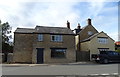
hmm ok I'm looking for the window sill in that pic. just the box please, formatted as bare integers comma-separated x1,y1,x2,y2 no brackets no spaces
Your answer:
99,43,108,44
51,57,66,59
38,41,43,42
50,41,63,43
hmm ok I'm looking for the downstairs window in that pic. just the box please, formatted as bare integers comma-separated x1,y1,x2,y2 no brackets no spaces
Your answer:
51,48,66,58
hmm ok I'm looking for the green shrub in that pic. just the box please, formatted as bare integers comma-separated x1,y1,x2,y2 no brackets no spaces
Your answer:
116,49,120,53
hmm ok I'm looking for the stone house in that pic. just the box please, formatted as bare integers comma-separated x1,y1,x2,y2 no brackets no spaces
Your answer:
80,31,115,58
13,22,76,64
75,19,99,51
75,18,115,60
13,18,115,63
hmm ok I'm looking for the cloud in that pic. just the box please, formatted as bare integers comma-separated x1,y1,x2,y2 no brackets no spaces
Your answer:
0,1,80,42
108,32,118,41
30,2,80,28
87,2,118,42
0,0,118,41
88,1,105,17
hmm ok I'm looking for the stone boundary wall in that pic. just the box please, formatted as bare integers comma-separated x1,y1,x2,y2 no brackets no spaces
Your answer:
7,53,13,63
0,53,5,63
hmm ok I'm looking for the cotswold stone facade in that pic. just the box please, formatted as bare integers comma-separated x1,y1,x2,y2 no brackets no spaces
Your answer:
75,19,115,61
13,33,33,63
80,32,115,58
13,25,76,64
75,19,99,51
13,18,115,63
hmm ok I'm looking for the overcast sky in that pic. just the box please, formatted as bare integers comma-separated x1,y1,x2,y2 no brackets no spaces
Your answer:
0,0,119,42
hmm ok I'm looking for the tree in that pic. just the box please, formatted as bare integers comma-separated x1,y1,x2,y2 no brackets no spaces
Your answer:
116,49,120,53
0,20,13,53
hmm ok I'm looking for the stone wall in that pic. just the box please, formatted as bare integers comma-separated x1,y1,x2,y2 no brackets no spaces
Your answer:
80,32,115,60
0,53,4,63
7,53,13,63
13,33,76,64
89,32,115,55
13,33,33,63
75,25,98,52
79,25,98,41
32,34,76,63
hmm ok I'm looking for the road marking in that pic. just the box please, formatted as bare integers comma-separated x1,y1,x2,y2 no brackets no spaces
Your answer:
112,73,118,75
90,74,99,75
101,73,110,75
90,73,118,76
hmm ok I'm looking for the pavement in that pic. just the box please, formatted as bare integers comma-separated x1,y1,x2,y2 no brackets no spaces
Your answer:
1,75,120,77
2,61,96,67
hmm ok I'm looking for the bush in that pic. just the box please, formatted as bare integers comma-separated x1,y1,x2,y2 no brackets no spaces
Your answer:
116,49,120,53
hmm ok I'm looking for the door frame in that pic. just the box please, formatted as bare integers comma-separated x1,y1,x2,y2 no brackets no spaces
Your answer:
36,48,44,64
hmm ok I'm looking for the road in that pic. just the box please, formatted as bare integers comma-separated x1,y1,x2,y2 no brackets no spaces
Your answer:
2,63,119,75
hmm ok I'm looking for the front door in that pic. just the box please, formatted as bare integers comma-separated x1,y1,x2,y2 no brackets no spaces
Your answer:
36,48,44,64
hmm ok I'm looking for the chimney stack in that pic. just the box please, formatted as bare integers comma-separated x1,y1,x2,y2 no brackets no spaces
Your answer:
75,23,81,34
77,23,81,29
87,18,92,25
67,20,70,29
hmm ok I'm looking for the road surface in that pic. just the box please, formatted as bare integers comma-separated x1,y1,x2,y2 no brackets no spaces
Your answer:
2,63,119,75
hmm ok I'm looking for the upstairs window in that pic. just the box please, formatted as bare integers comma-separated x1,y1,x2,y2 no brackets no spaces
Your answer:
88,31,93,35
38,34,43,41
51,35,63,42
98,37,108,44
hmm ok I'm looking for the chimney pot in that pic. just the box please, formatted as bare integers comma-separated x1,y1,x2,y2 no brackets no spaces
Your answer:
87,18,92,25
77,23,81,29
67,20,70,29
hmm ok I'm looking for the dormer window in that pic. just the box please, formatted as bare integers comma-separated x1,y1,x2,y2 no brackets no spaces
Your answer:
88,31,93,35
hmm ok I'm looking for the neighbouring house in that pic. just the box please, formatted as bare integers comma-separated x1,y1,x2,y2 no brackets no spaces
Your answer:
115,41,120,52
80,31,115,56
75,18,115,61
75,19,99,51
115,41,120,45
13,22,76,64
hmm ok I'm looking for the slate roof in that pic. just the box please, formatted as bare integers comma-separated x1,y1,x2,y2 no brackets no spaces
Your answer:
15,28,35,33
81,31,114,42
81,32,100,42
15,26,74,35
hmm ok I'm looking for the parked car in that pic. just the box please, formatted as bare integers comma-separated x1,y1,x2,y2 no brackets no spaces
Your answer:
91,51,120,64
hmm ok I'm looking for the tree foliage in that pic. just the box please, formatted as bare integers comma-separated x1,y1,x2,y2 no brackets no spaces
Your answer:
0,20,13,53
116,49,120,53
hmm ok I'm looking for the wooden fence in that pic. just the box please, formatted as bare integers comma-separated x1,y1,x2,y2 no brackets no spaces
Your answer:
76,51,90,61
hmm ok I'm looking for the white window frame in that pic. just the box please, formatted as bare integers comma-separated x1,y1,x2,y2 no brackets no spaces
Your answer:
98,37,108,44
88,31,93,35
51,35,63,42
38,34,43,41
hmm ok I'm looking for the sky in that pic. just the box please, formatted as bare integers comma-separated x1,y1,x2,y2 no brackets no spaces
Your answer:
0,0,119,42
